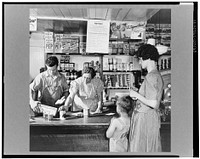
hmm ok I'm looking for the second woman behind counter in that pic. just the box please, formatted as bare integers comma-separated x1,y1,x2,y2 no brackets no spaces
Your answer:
59,67,104,114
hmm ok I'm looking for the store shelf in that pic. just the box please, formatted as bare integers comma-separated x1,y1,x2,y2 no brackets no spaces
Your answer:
47,53,106,56
105,87,129,89
160,69,171,76
109,38,143,42
103,70,134,73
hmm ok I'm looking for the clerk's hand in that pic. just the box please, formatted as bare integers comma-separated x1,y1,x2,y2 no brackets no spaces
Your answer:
30,100,42,113
58,105,68,112
55,96,66,105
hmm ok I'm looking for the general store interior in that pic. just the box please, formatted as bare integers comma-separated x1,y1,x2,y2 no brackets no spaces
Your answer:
29,6,171,152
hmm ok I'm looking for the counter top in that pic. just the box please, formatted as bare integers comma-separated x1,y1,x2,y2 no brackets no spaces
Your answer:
30,113,170,126
30,113,114,126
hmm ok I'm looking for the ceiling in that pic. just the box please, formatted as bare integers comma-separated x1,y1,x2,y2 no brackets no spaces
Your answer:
30,7,171,34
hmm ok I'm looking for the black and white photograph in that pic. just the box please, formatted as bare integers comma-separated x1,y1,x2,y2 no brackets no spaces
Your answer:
2,2,196,157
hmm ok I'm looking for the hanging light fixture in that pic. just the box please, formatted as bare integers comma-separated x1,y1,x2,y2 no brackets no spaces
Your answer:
155,10,168,55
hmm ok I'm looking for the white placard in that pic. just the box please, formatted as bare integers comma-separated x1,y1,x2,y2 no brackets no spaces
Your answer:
86,20,110,53
29,16,37,31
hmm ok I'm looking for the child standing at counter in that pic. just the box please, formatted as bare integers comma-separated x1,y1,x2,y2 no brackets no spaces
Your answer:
106,95,134,152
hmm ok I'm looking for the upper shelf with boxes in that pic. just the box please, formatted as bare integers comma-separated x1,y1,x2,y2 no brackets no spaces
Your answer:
146,23,171,48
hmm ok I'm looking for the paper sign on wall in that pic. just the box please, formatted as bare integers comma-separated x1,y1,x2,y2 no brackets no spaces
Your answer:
86,20,110,53
45,39,53,53
29,17,37,31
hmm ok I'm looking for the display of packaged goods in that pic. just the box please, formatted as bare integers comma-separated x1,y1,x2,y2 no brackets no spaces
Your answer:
62,34,71,39
117,41,124,54
44,38,54,53
54,42,62,53
146,27,155,32
123,42,130,55
62,38,79,53
129,42,135,56
44,32,53,39
108,42,112,54
60,62,65,71
112,41,118,54
146,23,155,28
54,34,63,42
60,55,70,63
64,63,75,71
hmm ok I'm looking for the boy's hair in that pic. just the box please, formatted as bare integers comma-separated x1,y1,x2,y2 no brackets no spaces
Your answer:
82,67,96,79
117,95,135,117
137,44,159,62
45,56,59,67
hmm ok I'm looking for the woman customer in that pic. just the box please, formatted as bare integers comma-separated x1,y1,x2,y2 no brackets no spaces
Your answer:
59,67,104,114
128,44,164,152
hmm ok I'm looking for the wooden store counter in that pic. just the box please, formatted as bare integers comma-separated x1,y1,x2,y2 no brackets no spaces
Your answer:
30,112,170,152
30,113,112,151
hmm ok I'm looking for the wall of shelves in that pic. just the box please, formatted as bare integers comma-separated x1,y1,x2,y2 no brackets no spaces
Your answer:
30,20,171,102
146,23,171,48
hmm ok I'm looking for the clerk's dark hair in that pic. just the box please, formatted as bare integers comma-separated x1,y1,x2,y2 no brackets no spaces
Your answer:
82,67,96,79
117,95,135,117
45,56,59,67
137,44,159,62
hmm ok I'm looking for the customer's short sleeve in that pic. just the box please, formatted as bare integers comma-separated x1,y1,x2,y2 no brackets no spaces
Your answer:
145,74,159,100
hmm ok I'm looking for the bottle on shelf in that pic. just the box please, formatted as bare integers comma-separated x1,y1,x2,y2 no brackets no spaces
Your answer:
129,62,134,71
117,63,122,71
113,58,117,71
107,75,112,88
115,75,120,88
126,63,130,71
110,58,113,71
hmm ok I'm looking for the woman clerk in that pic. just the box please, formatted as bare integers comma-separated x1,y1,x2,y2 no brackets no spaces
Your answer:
59,67,104,114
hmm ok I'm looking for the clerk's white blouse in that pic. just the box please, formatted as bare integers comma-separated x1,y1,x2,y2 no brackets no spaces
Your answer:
70,76,104,111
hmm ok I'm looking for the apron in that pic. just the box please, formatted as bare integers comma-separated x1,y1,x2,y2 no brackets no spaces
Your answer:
39,74,63,107
73,80,98,112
